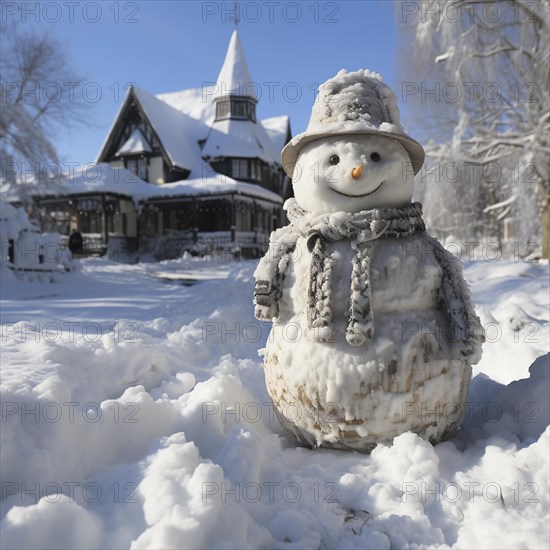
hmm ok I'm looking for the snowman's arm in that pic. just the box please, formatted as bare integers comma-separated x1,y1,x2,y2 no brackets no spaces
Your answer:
427,235,484,364
254,279,279,321
253,225,297,322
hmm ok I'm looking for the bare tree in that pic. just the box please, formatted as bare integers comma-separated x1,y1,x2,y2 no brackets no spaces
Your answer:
398,0,549,258
0,21,88,184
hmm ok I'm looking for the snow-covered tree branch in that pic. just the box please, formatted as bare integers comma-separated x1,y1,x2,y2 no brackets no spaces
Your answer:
398,0,549,258
0,21,88,184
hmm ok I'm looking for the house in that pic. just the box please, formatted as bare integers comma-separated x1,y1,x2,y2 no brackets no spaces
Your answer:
32,30,292,259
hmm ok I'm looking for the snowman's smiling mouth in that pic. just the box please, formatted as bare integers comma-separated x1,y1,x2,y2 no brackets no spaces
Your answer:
329,181,385,198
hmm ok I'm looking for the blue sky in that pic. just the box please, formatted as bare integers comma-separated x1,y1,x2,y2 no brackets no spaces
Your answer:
11,0,406,166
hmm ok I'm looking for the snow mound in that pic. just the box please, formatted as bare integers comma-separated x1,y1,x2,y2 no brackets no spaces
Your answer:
0,200,71,279
0,257,548,548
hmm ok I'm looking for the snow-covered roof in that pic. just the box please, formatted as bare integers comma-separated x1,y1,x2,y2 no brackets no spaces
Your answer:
97,85,288,177
93,30,290,198
145,176,283,204
262,116,290,162
157,87,216,125
27,164,153,200
202,118,280,163
157,89,288,159
134,88,207,173
116,128,152,156
214,30,257,100
28,164,282,205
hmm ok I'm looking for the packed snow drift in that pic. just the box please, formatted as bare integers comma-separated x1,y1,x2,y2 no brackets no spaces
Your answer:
0,254,548,549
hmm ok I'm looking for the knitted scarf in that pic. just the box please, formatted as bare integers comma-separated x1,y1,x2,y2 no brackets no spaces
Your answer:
254,199,426,346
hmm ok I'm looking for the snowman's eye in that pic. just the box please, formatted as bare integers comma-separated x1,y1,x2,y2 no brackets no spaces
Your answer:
329,155,340,165
370,152,381,162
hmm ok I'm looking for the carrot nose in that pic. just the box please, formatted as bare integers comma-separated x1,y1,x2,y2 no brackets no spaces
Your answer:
351,164,363,179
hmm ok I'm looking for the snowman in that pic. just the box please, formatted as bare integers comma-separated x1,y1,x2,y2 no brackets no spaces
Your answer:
254,69,484,452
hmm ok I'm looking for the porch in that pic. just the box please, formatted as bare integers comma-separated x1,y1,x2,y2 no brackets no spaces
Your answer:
31,190,282,261
33,191,139,258
140,192,282,260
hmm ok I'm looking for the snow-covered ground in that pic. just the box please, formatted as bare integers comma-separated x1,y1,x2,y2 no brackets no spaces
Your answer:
1,254,548,549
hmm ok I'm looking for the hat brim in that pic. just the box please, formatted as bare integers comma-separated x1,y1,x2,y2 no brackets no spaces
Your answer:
281,129,425,177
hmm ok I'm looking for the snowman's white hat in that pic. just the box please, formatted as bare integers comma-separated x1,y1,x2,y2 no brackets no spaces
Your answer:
281,69,425,176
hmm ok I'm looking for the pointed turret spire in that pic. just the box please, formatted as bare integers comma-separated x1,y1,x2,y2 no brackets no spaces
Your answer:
214,29,256,100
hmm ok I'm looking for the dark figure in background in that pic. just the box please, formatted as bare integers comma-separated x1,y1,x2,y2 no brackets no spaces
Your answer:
68,229,83,257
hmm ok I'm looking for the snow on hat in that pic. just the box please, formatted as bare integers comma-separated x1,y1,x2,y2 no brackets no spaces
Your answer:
281,69,425,176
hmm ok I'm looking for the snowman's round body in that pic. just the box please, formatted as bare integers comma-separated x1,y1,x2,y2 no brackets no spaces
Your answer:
264,232,471,452
255,131,483,452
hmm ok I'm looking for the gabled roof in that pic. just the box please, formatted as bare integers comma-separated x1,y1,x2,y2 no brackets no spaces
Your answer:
116,128,152,156
214,30,257,100
134,88,207,173
27,163,283,204
96,31,291,180
97,87,208,174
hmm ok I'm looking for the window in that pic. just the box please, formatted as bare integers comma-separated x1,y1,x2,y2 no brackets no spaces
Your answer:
232,159,248,180
233,101,246,118
250,160,265,183
137,158,147,180
236,208,252,232
126,159,137,175
251,160,261,182
249,105,256,123
216,101,230,120
215,98,256,122
125,158,147,180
